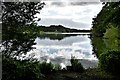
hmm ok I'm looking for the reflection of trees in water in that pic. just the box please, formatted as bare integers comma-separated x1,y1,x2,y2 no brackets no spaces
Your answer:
37,34,89,40
1,32,90,58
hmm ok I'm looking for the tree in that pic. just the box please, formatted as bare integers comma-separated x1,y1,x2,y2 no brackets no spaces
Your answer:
2,2,45,32
1,2,45,57
91,2,120,74
91,2,120,37
1,2,46,79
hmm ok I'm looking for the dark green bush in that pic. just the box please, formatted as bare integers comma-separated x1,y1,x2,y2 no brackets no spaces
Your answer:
70,56,84,72
39,62,54,74
2,57,44,80
99,50,120,74
2,55,62,80
54,64,62,71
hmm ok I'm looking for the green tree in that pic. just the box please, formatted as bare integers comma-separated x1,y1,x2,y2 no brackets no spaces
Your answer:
2,2,45,56
1,2,46,80
2,2,45,33
91,2,120,74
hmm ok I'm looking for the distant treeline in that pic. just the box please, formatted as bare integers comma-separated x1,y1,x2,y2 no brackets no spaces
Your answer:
20,24,91,33
38,25,91,32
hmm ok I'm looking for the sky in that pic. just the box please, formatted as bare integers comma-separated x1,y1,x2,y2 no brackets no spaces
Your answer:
36,0,103,30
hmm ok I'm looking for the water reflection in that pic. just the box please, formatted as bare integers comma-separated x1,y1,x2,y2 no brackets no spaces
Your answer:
28,33,98,69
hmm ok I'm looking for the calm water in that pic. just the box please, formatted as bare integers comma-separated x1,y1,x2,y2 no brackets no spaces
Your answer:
27,33,98,69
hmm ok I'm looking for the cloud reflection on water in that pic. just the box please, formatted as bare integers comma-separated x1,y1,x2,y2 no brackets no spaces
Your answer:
27,35,98,68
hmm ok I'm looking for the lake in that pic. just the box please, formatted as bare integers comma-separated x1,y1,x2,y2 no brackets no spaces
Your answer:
27,33,98,69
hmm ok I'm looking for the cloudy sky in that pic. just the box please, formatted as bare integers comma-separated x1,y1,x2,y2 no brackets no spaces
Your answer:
36,0,103,30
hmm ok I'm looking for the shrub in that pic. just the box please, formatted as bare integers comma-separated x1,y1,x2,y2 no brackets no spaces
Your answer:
2,57,45,80
39,62,54,74
70,56,84,72
99,50,120,74
54,64,62,71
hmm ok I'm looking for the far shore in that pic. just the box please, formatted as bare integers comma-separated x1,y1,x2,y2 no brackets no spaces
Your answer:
40,32,91,35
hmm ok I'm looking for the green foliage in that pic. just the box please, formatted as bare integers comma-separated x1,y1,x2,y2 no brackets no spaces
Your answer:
2,2,45,58
2,32,36,57
70,56,84,72
1,2,68,80
91,37,106,57
17,23,87,36
104,25,118,38
2,2,44,26
39,62,54,74
2,56,63,80
104,26,119,51
91,2,120,37
39,62,62,74
2,2,45,35
2,57,45,80
54,64,62,71
99,51,120,74
91,2,120,74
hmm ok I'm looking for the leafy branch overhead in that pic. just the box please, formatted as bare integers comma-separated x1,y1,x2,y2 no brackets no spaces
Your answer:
2,2,45,26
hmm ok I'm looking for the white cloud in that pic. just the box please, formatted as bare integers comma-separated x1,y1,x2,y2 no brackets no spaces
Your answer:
38,1,103,29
